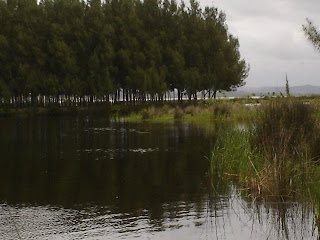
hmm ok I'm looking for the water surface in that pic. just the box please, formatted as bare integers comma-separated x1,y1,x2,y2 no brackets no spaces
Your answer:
0,116,318,239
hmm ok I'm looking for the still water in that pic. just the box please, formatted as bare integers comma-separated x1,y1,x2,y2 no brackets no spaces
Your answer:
0,116,318,239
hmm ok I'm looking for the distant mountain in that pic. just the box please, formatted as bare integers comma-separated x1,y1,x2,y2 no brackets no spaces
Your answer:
220,85,320,97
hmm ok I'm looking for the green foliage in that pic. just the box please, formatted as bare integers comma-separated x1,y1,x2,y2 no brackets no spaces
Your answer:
252,100,317,160
211,129,255,178
303,19,320,52
211,99,320,198
141,108,153,120
110,104,121,117
0,0,248,104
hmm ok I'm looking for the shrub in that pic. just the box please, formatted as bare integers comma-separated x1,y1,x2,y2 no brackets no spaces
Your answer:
212,104,230,117
141,109,151,120
161,104,170,114
110,105,121,117
174,107,184,120
184,105,200,116
140,106,158,120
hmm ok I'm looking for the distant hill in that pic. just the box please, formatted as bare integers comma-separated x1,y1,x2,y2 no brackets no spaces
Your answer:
221,85,320,97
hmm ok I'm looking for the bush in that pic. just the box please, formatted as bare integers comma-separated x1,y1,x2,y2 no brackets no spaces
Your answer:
140,107,157,120
212,104,230,117
184,105,200,116
161,104,170,114
174,107,184,120
141,109,151,120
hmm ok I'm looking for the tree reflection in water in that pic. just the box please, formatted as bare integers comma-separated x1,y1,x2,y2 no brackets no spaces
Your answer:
0,117,318,239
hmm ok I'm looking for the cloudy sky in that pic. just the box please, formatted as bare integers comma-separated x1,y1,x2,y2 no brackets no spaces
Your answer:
199,0,320,88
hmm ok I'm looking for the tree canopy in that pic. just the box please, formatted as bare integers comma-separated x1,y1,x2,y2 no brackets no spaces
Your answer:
0,0,249,104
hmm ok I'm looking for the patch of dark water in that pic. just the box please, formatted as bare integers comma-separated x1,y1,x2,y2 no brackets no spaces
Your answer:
0,116,318,239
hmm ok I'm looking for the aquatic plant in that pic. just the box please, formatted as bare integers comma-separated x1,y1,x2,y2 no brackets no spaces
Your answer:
211,99,320,198
140,107,158,120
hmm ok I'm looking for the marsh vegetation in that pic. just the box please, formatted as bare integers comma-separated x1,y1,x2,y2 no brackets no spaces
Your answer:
210,99,320,222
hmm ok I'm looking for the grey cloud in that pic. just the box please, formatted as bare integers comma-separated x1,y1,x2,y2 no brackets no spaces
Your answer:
200,0,320,87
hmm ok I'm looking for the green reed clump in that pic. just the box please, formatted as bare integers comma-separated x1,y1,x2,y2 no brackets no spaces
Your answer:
211,128,266,194
211,99,320,197
211,130,254,177
253,99,317,160
250,100,320,195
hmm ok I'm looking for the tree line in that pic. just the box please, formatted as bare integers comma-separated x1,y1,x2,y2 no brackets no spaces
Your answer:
0,0,249,106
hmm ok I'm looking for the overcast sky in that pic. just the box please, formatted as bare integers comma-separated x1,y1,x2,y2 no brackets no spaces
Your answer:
199,0,320,88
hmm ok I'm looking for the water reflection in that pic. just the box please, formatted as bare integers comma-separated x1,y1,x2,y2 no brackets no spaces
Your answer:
0,117,318,239
0,194,317,239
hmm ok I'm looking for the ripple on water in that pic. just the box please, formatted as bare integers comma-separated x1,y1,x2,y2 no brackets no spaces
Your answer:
0,195,318,240
0,201,211,240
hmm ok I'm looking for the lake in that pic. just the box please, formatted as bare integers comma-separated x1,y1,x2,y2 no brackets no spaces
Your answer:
0,116,318,239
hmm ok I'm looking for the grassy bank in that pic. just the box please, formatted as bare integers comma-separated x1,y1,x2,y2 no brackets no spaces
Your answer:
121,96,320,123
121,99,261,123
3,96,320,121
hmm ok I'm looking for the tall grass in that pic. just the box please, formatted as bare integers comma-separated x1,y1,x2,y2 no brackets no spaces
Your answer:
211,99,320,198
252,100,320,196
211,129,266,195
253,100,317,160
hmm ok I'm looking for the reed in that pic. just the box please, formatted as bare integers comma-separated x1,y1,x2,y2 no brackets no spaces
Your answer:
211,103,230,117
211,99,320,198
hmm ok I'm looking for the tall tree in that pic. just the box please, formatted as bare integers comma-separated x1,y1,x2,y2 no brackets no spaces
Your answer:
0,0,250,104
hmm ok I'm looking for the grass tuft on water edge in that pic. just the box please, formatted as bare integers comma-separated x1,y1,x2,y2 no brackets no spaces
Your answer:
211,99,320,198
